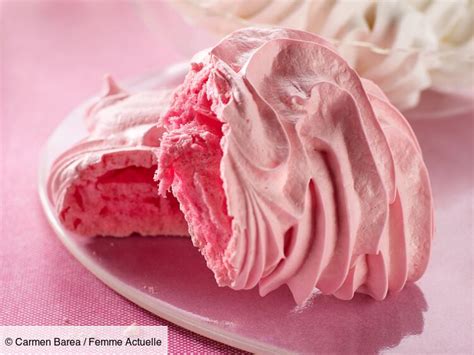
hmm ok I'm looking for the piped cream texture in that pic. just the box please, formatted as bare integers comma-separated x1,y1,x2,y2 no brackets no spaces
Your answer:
157,28,434,304
48,78,187,237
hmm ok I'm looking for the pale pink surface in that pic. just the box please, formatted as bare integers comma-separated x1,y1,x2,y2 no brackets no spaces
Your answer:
0,1,241,353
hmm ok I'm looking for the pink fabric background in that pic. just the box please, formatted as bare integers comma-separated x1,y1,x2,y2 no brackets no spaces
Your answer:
0,1,242,352
2,1,473,354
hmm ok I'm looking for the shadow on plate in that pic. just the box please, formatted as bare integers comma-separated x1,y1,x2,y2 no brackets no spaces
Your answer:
85,235,427,354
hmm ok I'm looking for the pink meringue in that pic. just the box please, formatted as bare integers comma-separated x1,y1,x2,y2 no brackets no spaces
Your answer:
48,78,187,237
157,28,434,303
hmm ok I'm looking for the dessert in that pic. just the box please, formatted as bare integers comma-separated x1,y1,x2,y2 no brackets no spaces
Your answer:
47,77,187,237
171,0,473,110
48,27,433,304
157,28,434,303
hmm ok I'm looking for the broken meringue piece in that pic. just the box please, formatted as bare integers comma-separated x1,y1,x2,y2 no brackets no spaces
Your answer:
47,78,187,237
156,28,434,304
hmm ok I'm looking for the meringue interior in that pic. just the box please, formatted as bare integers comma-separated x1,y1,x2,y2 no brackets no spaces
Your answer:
158,64,234,285
60,151,186,237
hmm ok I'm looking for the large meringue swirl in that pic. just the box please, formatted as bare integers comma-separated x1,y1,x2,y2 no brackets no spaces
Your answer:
157,28,434,304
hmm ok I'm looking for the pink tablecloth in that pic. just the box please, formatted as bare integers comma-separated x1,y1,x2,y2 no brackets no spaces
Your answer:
0,1,241,352
2,2,474,354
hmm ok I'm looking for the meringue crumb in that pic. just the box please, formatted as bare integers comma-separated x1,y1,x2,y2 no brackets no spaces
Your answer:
292,288,321,314
123,323,141,337
146,286,155,294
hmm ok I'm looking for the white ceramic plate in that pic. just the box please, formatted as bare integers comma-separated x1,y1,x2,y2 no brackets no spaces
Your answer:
38,63,473,354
